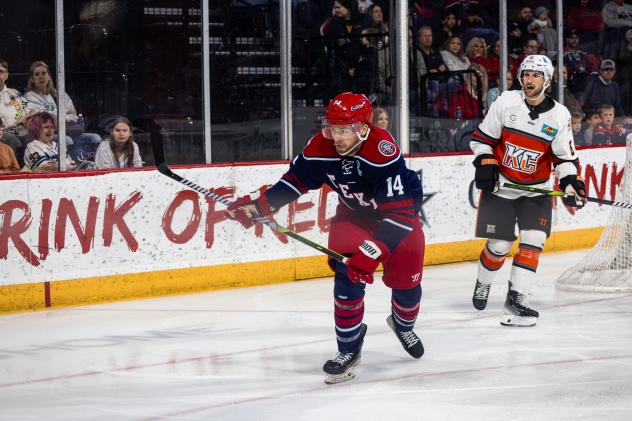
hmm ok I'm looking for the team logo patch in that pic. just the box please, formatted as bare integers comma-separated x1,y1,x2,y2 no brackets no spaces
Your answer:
502,142,543,174
378,140,396,156
541,124,558,137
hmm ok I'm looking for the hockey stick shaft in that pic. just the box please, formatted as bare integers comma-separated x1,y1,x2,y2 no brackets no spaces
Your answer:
501,182,632,209
151,138,348,264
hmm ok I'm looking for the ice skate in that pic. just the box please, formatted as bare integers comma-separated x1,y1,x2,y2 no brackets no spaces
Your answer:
386,315,424,359
323,323,367,384
472,279,491,310
500,282,539,327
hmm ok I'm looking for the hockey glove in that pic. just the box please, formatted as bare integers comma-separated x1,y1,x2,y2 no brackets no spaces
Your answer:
225,189,276,228
559,175,586,209
347,240,390,284
473,154,499,192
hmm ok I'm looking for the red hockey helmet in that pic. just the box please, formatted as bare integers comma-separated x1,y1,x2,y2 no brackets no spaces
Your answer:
323,92,373,128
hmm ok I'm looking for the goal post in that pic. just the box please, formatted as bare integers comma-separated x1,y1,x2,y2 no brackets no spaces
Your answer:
556,133,632,292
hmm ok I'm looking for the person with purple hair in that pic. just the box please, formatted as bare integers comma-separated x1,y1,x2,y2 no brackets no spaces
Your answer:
23,112,75,172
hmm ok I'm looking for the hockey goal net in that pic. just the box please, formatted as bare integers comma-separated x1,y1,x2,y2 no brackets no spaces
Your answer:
556,134,632,292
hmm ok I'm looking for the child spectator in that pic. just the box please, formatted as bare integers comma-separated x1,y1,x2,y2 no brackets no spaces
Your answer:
95,117,142,169
372,107,390,130
593,104,628,145
528,6,557,54
583,109,602,145
24,112,76,172
571,111,587,145
0,124,20,173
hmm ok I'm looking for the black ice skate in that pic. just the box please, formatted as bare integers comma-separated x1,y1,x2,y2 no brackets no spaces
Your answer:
500,282,539,327
323,323,367,384
472,279,491,310
386,315,424,359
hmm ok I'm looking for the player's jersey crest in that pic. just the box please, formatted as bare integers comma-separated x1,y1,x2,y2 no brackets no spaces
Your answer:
378,139,397,157
502,142,543,174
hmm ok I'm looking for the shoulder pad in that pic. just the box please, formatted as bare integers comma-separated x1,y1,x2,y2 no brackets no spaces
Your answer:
302,132,339,159
356,127,401,167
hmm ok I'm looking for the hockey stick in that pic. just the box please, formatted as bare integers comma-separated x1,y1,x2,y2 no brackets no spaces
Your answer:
501,182,632,209
151,137,349,264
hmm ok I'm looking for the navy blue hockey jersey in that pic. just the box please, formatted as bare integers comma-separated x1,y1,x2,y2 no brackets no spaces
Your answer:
264,126,423,253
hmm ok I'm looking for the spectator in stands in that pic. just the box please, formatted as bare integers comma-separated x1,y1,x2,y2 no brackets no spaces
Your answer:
465,37,487,64
571,111,588,145
564,28,601,96
0,57,28,158
321,1,369,95
372,107,390,130
409,0,443,32
593,104,629,145
481,38,501,88
508,21,524,58
457,2,498,45
23,61,101,146
583,109,602,145
367,4,388,47
95,117,142,169
355,28,380,96
527,6,557,54
23,112,76,172
509,5,534,46
414,25,447,116
580,59,625,116
510,34,540,80
602,0,632,30
487,71,513,108
377,29,392,105
566,0,604,41
445,64,487,120
618,29,632,113
601,0,632,58
435,11,458,50
0,124,21,173
441,35,470,72
551,65,583,115
417,26,448,76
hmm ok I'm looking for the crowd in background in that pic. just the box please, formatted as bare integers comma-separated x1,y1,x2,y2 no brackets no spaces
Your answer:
2,0,632,174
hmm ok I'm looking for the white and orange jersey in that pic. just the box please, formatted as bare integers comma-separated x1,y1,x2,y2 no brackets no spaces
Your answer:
470,90,580,199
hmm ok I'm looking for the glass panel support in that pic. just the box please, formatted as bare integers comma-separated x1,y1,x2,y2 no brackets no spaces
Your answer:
280,0,292,160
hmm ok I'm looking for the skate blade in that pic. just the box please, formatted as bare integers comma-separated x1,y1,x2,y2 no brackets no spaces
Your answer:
324,368,357,384
500,314,537,327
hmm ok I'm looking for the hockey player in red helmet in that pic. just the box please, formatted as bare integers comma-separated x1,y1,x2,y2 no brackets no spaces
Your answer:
226,92,426,384
470,55,586,327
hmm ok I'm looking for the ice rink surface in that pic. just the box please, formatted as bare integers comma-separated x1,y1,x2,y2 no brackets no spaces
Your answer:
1,250,632,421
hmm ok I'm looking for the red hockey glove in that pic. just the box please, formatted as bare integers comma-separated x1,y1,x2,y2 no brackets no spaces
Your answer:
473,154,499,192
347,240,390,284
559,175,586,209
225,189,276,228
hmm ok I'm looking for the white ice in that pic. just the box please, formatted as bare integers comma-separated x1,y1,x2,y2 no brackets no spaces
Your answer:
1,250,632,421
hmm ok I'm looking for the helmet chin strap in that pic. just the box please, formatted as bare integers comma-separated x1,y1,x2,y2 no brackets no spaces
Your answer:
524,78,550,102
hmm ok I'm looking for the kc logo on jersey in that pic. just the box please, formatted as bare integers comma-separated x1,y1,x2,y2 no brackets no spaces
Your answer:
540,124,558,137
502,142,543,174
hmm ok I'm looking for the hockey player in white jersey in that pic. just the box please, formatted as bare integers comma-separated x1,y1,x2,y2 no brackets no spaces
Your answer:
469,55,586,326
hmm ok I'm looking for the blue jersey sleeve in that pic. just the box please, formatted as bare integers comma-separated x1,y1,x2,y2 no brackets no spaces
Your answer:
264,153,325,210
